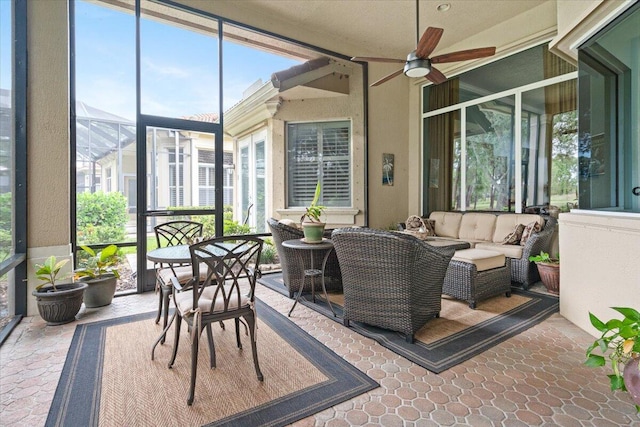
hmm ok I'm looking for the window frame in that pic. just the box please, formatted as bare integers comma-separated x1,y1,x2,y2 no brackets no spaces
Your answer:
286,120,352,209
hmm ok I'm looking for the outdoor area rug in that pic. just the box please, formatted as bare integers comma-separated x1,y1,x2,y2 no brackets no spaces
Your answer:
45,299,378,427
260,272,559,373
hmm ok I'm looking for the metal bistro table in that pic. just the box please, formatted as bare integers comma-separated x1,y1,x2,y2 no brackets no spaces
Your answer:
282,238,337,317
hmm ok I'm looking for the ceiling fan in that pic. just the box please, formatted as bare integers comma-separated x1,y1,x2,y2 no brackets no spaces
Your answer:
351,1,496,87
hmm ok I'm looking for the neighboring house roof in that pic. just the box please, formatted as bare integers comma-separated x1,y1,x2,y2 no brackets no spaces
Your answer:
181,112,219,123
224,56,350,136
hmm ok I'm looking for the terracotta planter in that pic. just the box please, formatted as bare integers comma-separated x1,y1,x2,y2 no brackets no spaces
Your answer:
80,274,118,308
32,282,88,326
536,262,559,295
302,222,326,243
623,356,640,407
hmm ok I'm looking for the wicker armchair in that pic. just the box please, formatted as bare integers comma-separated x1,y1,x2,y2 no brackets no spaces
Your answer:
331,228,455,343
511,216,558,288
267,218,342,298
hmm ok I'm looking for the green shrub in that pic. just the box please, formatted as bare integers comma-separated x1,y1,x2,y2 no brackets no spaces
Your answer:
0,193,11,261
260,239,278,264
171,205,251,237
77,192,128,245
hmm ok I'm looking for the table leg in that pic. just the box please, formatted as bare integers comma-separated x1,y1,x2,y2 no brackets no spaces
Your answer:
320,249,336,317
288,250,308,317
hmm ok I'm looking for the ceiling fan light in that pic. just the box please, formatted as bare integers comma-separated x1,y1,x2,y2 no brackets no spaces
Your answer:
404,59,431,78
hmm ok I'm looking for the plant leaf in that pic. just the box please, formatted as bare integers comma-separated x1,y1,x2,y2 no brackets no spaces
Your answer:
589,312,607,332
584,354,605,367
613,307,640,322
81,245,96,257
608,374,625,391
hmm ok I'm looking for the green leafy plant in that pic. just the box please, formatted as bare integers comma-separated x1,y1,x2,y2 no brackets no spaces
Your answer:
34,256,71,291
585,307,640,410
300,181,325,223
76,192,128,245
528,251,559,264
74,244,120,280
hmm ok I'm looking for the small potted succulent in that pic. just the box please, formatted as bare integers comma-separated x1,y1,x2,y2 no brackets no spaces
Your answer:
528,251,559,295
300,181,326,243
32,256,88,325
585,307,640,412
75,244,120,308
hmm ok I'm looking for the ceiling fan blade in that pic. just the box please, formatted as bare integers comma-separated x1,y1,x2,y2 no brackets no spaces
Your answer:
416,27,444,59
351,56,405,64
431,47,496,64
371,69,404,87
426,66,447,84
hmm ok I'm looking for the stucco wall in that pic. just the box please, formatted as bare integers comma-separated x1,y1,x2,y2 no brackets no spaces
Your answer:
559,212,640,337
272,60,366,227
27,0,70,248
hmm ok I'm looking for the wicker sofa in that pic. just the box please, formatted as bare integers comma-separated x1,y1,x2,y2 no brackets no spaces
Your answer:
331,228,455,343
419,211,557,289
267,218,342,298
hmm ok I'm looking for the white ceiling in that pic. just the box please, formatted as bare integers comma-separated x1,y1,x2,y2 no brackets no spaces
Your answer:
215,0,557,61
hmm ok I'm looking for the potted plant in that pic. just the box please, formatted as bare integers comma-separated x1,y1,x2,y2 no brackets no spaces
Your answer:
32,256,88,325
585,307,640,412
528,251,559,295
75,244,120,308
300,181,326,243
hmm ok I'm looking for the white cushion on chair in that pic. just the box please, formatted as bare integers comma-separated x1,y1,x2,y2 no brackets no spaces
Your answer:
158,264,208,286
174,286,249,316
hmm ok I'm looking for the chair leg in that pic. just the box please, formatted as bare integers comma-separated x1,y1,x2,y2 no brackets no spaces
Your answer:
343,319,350,327
161,288,171,344
245,313,264,382
405,333,415,344
155,287,163,324
206,324,216,368
235,318,242,349
505,291,512,297
469,301,477,309
187,325,200,406
168,315,182,369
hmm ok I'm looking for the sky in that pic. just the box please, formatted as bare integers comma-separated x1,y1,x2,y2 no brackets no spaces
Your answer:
1,0,301,122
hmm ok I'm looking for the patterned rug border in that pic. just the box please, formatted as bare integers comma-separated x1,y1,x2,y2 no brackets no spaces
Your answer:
45,299,378,427
260,272,559,373
300,288,558,373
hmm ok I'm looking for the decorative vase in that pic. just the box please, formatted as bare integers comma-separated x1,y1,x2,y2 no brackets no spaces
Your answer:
302,222,326,243
32,282,88,326
536,262,559,295
81,274,118,308
623,356,640,406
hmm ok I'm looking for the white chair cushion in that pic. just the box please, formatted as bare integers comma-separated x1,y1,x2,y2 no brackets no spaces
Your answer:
158,263,208,286
452,248,505,272
174,286,249,316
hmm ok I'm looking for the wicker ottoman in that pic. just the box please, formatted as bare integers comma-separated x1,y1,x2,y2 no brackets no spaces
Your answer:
443,248,512,309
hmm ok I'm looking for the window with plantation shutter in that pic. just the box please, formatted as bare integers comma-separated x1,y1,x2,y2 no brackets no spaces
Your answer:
287,121,351,208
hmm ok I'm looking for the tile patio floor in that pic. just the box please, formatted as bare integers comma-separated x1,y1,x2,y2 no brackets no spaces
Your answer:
1,281,639,426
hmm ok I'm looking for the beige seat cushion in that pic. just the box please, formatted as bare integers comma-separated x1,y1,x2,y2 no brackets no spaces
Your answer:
458,213,497,242
174,286,249,316
492,214,545,243
452,248,506,272
475,242,524,259
158,264,208,286
429,211,463,238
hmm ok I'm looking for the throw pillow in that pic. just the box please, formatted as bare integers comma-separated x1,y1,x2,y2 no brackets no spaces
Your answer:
520,221,542,246
405,216,436,236
501,223,525,245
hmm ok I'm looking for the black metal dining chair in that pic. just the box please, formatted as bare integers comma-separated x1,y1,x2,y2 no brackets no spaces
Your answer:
167,235,264,405
153,220,203,337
